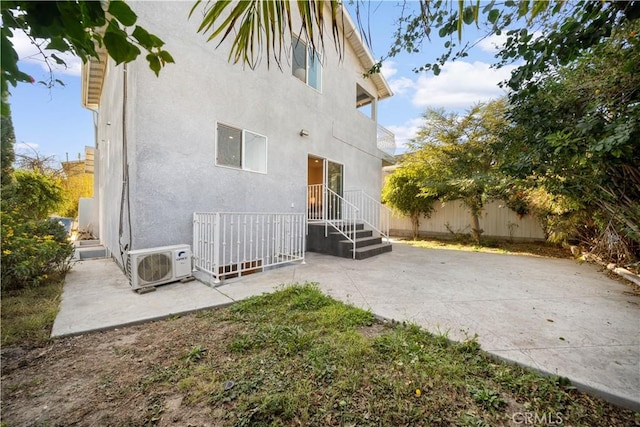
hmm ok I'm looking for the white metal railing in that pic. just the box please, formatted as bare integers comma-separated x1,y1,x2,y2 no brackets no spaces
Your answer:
307,184,359,259
193,212,305,283
344,189,391,243
377,124,396,156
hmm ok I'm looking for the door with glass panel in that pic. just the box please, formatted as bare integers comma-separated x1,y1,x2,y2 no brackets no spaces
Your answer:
307,156,344,220
326,160,343,220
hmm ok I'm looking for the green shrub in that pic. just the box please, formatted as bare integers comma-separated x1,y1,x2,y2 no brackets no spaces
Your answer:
1,211,74,291
3,169,63,220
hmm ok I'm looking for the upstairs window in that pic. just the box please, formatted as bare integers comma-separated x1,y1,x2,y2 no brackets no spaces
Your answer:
216,123,267,173
292,37,322,91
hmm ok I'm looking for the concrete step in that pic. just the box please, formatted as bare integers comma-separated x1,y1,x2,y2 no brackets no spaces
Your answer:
306,221,391,260
331,229,373,240
353,242,392,260
334,236,382,258
339,236,382,249
74,246,107,260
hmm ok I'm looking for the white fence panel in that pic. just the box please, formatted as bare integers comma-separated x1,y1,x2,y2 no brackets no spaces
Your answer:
388,200,546,241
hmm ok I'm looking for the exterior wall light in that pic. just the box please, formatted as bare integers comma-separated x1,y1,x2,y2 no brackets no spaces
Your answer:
299,129,309,137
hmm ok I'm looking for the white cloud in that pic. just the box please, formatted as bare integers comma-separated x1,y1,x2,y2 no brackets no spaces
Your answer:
380,60,398,79
476,33,509,54
411,61,516,110
15,142,40,153
385,117,424,152
388,76,415,95
381,60,417,95
11,29,82,77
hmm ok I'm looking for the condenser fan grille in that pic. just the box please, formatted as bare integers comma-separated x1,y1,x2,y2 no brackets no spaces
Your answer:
137,253,172,283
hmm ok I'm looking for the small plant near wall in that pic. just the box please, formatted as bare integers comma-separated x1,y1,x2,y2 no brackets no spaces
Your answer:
507,221,519,243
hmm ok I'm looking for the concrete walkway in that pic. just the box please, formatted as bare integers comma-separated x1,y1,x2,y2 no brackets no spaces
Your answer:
52,242,640,411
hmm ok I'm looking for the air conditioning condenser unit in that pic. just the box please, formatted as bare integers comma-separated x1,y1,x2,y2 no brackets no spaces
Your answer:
127,244,192,291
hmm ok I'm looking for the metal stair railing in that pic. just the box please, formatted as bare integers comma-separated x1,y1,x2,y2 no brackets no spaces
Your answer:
307,184,359,259
344,189,391,243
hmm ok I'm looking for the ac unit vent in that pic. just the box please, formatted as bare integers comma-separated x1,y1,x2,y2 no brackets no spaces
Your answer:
137,253,172,284
127,244,192,290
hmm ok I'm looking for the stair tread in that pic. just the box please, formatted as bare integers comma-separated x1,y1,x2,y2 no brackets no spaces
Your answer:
353,242,392,252
339,236,381,244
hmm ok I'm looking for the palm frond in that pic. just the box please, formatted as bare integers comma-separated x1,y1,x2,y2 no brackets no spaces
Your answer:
191,0,343,70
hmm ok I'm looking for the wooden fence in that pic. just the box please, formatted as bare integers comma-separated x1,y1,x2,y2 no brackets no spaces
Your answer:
388,199,546,241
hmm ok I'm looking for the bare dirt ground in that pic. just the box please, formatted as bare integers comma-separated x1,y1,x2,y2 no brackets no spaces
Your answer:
3,311,639,427
1,314,241,426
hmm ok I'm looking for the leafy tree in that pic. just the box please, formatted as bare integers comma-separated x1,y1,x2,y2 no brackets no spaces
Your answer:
3,169,64,220
1,104,16,187
382,164,436,239
409,100,507,244
1,0,174,115
499,19,640,258
59,163,93,218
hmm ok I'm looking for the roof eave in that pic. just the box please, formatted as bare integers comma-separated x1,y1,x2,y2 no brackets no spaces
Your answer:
340,6,393,100
81,44,108,110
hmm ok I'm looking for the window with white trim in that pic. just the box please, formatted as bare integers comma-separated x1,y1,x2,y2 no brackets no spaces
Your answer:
292,36,322,91
216,123,267,173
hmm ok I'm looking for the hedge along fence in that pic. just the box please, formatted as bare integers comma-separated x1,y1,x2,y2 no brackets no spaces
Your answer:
388,199,546,242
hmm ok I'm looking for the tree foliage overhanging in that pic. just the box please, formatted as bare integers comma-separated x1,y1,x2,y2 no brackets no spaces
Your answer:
380,1,640,92
0,0,174,116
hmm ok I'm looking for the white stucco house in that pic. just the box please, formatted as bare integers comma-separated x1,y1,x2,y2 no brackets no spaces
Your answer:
81,2,395,287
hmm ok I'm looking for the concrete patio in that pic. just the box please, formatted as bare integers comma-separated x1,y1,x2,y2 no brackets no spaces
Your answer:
52,241,640,412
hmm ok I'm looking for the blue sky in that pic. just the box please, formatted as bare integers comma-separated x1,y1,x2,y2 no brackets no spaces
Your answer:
8,1,514,164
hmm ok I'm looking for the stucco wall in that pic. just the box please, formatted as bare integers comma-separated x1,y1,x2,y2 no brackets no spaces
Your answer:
95,60,129,265
96,2,388,252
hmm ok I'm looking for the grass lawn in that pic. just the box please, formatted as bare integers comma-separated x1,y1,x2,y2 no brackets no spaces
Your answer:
400,237,572,259
2,283,636,426
1,277,65,347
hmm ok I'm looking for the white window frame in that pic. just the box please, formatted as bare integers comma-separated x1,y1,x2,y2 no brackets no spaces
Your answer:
292,36,322,92
215,122,267,174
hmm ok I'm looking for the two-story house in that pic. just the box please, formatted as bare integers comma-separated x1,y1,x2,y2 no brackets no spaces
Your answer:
81,1,394,287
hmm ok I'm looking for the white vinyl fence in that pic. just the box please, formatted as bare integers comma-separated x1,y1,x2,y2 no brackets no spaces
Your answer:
389,200,546,241
193,212,305,283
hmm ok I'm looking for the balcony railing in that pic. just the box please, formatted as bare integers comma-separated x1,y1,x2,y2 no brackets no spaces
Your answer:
377,124,396,157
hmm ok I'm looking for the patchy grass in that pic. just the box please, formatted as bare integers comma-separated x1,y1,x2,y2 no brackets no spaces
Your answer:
1,277,64,347
402,237,572,259
3,283,636,426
